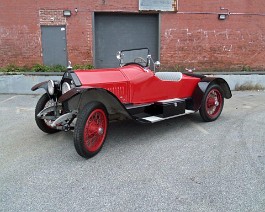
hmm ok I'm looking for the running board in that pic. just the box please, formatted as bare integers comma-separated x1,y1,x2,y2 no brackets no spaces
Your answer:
138,110,195,123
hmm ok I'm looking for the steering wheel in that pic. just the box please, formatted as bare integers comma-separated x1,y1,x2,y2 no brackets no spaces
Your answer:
134,57,147,65
123,62,145,68
123,57,147,68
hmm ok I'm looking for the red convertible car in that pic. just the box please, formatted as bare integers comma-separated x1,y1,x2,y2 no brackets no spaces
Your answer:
32,48,232,158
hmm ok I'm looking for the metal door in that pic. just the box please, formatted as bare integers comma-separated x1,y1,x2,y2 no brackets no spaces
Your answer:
41,26,67,66
94,13,159,68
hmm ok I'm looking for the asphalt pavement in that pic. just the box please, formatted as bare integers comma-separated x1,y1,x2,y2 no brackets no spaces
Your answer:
0,92,265,212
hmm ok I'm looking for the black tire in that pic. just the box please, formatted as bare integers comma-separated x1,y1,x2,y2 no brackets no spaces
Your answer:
74,102,109,159
199,84,224,122
35,93,60,134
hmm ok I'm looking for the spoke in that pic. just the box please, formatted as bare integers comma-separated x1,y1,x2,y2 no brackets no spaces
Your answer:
206,88,222,118
98,114,103,126
90,136,97,146
83,108,107,152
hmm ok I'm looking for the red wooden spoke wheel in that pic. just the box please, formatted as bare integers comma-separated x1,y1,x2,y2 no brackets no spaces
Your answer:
83,109,107,152
200,84,224,122
205,88,223,119
74,102,109,158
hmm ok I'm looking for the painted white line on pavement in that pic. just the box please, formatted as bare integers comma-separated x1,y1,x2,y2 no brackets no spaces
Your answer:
16,107,35,114
188,119,210,135
0,96,17,103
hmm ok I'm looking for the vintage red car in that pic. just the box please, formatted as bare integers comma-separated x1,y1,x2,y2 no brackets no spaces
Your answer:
32,48,232,158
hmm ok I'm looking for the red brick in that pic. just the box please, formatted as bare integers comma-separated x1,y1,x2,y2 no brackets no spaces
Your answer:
0,0,265,71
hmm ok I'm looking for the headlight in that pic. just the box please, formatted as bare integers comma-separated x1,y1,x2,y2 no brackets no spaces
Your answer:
47,80,55,95
62,82,71,94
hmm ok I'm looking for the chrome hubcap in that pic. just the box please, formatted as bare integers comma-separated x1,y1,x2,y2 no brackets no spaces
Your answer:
98,127,104,135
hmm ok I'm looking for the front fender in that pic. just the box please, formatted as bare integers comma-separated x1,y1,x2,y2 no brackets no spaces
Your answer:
58,87,87,102
59,87,132,120
31,81,48,92
192,77,232,111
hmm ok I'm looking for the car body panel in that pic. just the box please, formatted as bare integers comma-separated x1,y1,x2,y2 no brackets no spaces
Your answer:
74,65,201,104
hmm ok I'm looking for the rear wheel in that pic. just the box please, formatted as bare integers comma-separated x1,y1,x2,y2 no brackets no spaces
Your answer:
199,84,224,122
74,102,108,159
35,93,60,134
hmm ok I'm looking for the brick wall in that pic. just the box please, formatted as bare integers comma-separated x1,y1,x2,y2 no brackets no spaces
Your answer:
39,10,66,26
160,0,265,71
0,0,41,66
0,0,265,71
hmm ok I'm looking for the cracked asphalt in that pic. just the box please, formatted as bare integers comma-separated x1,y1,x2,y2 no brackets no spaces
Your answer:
0,91,265,212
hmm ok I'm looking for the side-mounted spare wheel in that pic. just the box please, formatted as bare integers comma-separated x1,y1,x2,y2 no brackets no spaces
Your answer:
199,84,224,122
74,102,109,159
35,93,60,134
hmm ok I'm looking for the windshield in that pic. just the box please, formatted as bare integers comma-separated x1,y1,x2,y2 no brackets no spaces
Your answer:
118,48,150,67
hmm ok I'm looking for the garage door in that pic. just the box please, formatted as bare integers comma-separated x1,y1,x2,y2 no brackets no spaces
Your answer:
94,13,159,68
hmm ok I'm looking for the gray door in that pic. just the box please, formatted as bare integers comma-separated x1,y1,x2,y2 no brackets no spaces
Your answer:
94,13,159,68
41,26,67,66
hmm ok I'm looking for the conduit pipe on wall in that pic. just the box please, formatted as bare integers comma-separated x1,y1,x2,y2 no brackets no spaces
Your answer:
176,0,265,17
230,12,265,16
177,11,265,17
177,11,221,15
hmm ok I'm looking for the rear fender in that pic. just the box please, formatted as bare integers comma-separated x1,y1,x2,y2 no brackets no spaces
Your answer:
59,88,131,121
192,77,232,111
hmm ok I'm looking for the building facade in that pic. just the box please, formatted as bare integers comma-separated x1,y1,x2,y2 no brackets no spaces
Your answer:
0,0,265,71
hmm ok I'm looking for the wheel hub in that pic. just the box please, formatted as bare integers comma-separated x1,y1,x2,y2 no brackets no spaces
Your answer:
205,88,223,118
98,127,104,135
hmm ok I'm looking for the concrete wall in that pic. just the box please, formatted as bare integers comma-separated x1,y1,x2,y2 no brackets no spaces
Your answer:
0,75,61,94
0,73,264,94
215,74,265,91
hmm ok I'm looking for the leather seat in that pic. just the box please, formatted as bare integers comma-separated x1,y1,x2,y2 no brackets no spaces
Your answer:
155,72,183,82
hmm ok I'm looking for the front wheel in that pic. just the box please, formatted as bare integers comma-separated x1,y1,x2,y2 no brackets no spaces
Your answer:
199,84,224,122
35,93,60,134
74,102,109,159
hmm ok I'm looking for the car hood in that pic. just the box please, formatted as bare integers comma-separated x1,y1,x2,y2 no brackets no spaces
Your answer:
74,68,127,86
